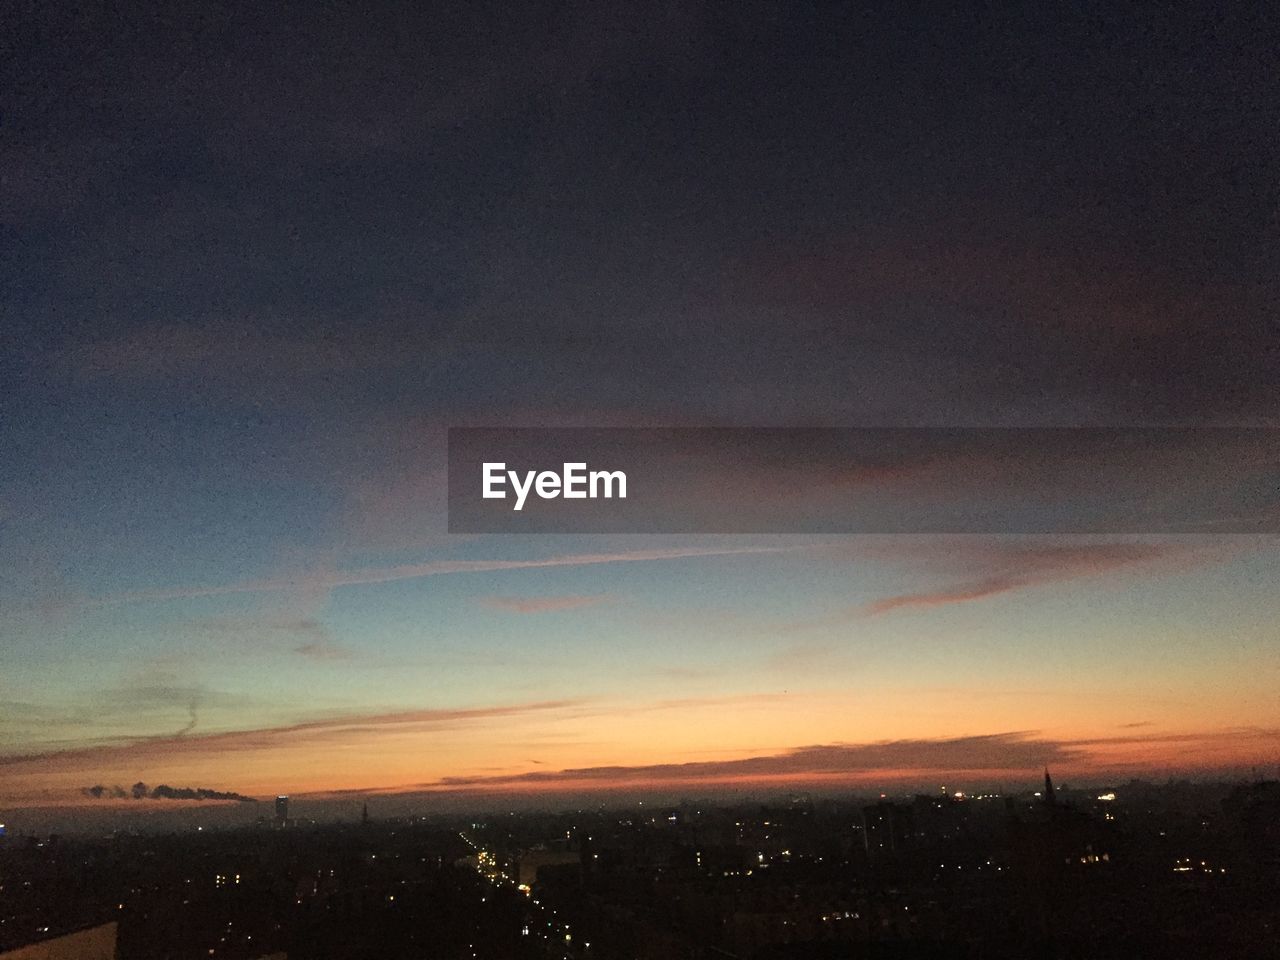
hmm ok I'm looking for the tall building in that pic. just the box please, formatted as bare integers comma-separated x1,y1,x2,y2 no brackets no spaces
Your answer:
862,801,912,855
275,795,289,823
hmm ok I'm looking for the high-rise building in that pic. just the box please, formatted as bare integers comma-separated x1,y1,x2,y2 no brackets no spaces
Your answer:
275,795,289,823
862,801,912,855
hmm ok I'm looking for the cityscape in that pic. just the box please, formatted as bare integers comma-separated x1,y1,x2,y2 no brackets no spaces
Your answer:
4,1,1278,957
2,775,1279,957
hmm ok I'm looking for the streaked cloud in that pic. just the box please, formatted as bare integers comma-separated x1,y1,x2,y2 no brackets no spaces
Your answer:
482,594,610,614
427,727,1280,792
433,732,1073,787
81,544,790,608
862,539,1215,617
0,699,591,769
293,641,355,661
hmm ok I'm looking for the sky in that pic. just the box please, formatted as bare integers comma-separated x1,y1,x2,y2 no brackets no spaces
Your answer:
1,1,1278,813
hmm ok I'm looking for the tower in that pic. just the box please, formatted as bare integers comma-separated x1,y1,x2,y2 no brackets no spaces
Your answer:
1043,769,1056,807
275,795,289,823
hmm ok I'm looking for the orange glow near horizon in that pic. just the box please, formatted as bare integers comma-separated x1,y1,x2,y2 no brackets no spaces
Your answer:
5,684,1276,808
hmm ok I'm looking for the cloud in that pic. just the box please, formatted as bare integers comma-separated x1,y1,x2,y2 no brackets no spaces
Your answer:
175,701,199,736
11,703,1279,804
0,671,281,761
81,544,787,608
482,594,609,614
423,727,1280,792
191,616,332,641
85,672,220,738
431,732,1073,789
860,539,1213,617
293,641,355,661
0,699,590,770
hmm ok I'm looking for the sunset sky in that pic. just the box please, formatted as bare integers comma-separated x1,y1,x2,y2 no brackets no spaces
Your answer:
2,2,1277,811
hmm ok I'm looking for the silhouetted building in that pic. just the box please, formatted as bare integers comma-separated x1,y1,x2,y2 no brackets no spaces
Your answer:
275,795,289,824
862,801,912,855
1223,779,1280,874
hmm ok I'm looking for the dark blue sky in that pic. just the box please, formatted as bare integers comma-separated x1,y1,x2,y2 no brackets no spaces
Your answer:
5,1,1276,425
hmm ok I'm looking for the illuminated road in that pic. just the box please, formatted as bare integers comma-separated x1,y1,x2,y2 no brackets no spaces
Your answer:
459,831,583,960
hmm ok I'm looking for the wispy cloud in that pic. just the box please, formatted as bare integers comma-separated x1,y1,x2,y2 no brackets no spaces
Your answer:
192,616,332,641
86,671,221,738
293,641,355,661
861,540,1213,617
0,699,591,769
81,545,788,608
482,594,610,614
0,670,272,755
